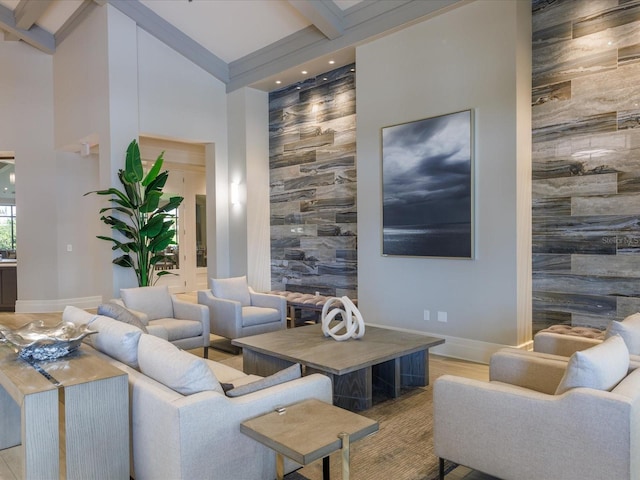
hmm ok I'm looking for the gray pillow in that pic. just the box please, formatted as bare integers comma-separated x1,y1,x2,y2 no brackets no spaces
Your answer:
226,364,301,397
98,302,148,333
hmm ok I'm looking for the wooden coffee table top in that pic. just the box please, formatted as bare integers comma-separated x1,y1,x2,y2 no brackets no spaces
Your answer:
232,324,444,375
240,398,379,465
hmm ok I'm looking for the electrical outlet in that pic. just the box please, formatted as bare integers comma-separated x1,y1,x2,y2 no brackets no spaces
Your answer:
66,244,72,252
423,309,430,321
437,311,447,323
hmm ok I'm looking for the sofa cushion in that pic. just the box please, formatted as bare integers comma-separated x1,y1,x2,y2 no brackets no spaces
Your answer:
226,363,301,397
241,306,281,327
210,276,251,306
98,302,148,333
605,313,640,355
120,285,174,321
62,305,99,326
137,334,223,395
555,335,630,395
89,316,143,368
148,318,202,341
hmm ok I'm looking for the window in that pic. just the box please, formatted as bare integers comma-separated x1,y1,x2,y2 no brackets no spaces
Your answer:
0,205,16,252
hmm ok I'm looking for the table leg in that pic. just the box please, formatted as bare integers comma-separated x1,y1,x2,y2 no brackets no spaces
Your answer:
323,456,330,480
339,432,350,480
276,452,285,480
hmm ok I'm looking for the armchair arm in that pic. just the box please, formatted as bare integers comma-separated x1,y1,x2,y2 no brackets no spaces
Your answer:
489,348,570,394
197,290,243,339
534,331,602,357
171,295,210,338
249,288,286,324
434,375,635,480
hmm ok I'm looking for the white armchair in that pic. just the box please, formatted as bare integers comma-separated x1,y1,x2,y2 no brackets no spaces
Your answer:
197,276,286,342
434,338,640,480
114,285,210,358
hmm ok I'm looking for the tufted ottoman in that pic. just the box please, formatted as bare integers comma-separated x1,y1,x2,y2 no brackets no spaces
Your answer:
533,324,605,357
270,291,357,327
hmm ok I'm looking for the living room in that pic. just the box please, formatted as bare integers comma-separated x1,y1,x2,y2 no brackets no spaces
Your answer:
1,0,640,478
2,0,532,363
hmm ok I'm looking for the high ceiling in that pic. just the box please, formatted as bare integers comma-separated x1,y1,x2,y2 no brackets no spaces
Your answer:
0,0,461,92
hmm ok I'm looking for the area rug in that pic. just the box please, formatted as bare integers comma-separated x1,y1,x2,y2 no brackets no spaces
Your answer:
219,354,454,480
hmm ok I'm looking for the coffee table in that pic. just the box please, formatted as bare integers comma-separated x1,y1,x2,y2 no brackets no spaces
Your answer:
232,324,445,411
241,398,378,480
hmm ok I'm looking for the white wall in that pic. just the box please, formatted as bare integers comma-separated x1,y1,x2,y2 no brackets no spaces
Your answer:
137,28,231,281
356,0,531,362
0,41,58,308
227,87,270,290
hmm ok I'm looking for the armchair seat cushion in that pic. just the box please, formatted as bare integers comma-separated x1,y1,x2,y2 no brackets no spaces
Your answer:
242,306,281,327
149,318,203,341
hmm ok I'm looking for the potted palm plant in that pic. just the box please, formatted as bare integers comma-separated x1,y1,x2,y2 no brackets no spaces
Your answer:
85,139,183,286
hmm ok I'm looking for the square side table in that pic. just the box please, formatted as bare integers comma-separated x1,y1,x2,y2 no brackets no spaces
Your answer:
241,398,378,480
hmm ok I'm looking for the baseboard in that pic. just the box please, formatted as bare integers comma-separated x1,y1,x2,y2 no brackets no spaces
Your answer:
15,296,102,313
367,322,532,365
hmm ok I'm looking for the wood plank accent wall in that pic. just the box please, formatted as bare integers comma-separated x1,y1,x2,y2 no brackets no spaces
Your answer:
532,0,640,332
269,64,357,298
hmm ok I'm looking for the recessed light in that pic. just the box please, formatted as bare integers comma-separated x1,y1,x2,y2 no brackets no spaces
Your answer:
329,60,335,65
301,70,308,75
275,80,281,84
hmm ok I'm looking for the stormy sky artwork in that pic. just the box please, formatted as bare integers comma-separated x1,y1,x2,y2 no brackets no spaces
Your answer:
382,110,473,258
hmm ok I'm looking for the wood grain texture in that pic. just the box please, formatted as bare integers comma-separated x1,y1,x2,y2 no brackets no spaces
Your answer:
269,64,357,297
532,2,640,332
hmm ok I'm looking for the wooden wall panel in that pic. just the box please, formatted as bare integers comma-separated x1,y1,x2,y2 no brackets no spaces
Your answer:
532,0,640,331
269,64,357,298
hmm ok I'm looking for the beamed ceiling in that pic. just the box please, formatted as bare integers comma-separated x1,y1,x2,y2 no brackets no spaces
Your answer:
0,0,463,92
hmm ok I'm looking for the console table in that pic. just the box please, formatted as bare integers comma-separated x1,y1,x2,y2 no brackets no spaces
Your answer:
0,344,129,479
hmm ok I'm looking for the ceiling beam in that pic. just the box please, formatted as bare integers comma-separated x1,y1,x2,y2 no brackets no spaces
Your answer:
287,0,344,40
55,0,98,46
14,0,53,30
0,2,55,54
227,0,462,92
108,0,229,84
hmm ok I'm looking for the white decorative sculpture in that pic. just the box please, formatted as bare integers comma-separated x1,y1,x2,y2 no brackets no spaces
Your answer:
321,296,365,341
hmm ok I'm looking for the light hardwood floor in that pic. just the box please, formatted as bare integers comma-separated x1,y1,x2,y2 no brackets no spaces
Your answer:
0,309,491,480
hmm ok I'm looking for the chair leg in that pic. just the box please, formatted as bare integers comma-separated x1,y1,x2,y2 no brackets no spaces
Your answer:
203,346,209,359
439,458,445,480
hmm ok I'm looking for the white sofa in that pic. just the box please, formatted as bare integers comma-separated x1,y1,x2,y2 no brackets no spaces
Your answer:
434,339,640,480
63,306,333,480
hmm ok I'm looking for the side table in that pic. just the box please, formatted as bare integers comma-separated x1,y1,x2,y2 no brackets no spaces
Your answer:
241,398,378,480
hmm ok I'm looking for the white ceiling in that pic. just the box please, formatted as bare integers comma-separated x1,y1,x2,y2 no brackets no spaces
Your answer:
0,0,462,92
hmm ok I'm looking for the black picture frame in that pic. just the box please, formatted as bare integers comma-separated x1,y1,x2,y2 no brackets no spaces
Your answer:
381,109,474,259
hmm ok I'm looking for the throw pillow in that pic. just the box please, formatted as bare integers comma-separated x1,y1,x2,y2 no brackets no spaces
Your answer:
605,312,640,355
137,334,223,396
120,285,174,321
89,316,143,368
226,364,301,397
97,302,148,333
210,276,251,306
555,335,630,395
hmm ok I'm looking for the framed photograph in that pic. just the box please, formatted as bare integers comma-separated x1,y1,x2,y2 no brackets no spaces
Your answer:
381,109,474,258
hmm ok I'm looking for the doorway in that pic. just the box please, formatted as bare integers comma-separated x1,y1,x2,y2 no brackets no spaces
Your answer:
139,137,207,293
